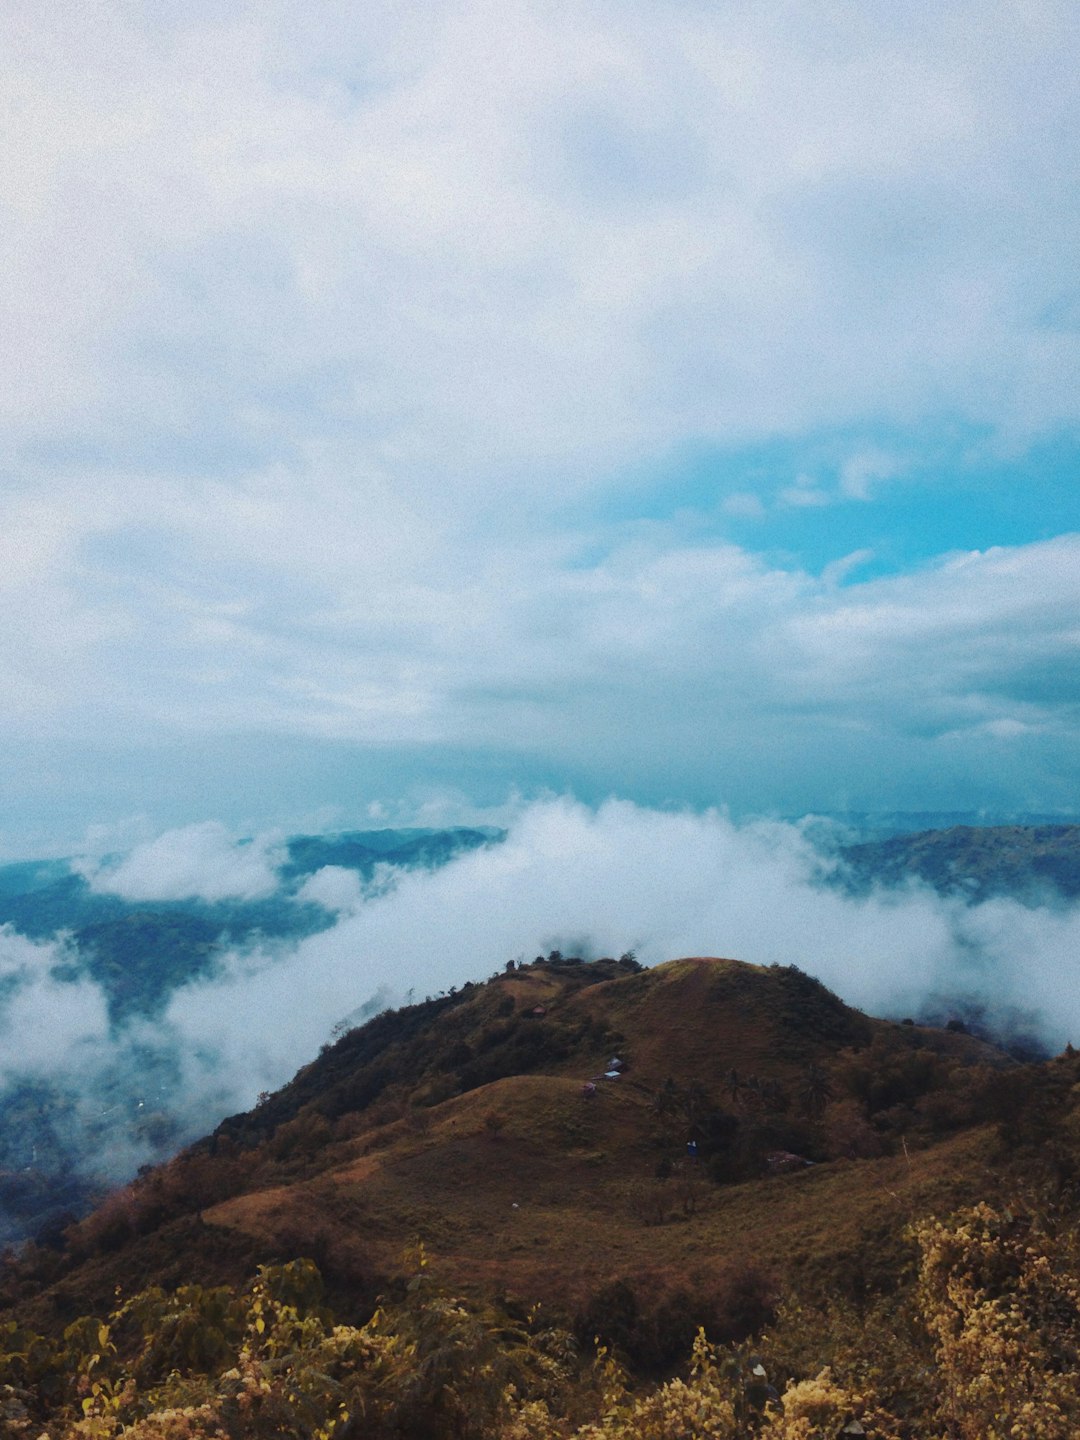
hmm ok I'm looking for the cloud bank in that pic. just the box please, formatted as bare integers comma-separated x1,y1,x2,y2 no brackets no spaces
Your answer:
3,0,1078,471
77,822,286,903
294,865,365,914
165,800,1080,1114
0,927,110,1078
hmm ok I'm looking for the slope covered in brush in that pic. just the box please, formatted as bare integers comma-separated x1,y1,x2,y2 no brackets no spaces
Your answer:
5,953,1080,1438
2,956,1017,1332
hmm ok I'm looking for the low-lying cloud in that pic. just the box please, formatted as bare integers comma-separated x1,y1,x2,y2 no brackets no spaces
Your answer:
164,800,1080,1110
77,821,286,903
0,927,110,1077
3,799,1079,1221
293,865,365,914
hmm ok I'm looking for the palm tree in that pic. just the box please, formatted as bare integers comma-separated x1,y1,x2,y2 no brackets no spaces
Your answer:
800,1063,834,1120
679,1081,710,1129
652,1077,682,1121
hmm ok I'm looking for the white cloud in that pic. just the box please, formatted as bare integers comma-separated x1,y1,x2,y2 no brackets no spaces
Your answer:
0,1,1077,826
163,798,1080,1115
779,475,832,508
6,495,1079,816
0,927,110,1077
78,821,285,903
839,449,905,501
820,549,876,588
2,0,1078,473
294,864,364,913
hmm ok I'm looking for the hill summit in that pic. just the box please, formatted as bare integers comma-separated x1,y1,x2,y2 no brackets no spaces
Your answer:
7,955,1014,1320
5,952,1080,1438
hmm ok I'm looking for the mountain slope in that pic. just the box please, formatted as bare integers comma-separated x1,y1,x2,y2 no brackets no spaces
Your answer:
4,955,1019,1337
839,822,1080,901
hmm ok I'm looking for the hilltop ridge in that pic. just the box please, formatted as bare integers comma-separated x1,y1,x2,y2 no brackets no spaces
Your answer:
4,954,1021,1335
6,951,1080,1438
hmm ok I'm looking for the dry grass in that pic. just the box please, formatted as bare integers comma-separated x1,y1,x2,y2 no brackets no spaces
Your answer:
8,956,1012,1332
204,1056,996,1316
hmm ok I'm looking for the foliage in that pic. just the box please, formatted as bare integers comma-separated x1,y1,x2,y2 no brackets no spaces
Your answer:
574,1265,777,1375
12,1200,1080,1437
913,1202,1080,1438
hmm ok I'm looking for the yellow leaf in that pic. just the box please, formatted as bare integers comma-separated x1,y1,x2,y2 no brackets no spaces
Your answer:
256,1317,265,1334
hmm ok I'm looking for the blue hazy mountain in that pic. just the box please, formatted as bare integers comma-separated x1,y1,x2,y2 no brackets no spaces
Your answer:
834,823,1080,903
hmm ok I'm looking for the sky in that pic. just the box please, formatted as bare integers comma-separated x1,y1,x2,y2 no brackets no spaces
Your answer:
3,0,1080,855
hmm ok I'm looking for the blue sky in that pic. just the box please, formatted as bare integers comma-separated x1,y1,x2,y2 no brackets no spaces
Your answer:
607,427,1080,577
2,0,1080,854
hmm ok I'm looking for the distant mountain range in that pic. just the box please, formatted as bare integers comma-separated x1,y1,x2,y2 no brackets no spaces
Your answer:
835,823,1080,903
804,809,1077,839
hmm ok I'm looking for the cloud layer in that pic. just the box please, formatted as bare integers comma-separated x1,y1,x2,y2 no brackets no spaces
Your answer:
79,822,285,903
4,1,1079,469
165,800,1080,1111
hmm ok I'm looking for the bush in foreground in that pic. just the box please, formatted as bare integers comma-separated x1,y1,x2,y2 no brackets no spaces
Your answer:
3,1199,1080,1438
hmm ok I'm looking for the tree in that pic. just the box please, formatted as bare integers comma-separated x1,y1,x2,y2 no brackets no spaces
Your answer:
800,1064,834,1120
651,1078,682,1122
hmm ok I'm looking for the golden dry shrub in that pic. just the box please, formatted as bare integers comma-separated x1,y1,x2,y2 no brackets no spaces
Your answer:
562,1332,901,1440
760,1368,902,1440
571,1332,739,1440
71,1403,227,1438
913,1202,1080,1440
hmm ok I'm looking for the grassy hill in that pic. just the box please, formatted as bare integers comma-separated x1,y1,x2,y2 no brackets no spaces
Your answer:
5,953,1080,1437
2,957,1020,1326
